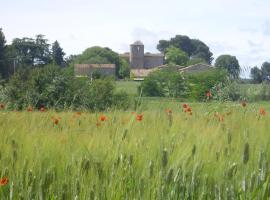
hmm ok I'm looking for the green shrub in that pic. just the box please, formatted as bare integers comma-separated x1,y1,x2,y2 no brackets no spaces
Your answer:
185,69,228,100
2,65,131,111
139,67,186,97
112,90,131,110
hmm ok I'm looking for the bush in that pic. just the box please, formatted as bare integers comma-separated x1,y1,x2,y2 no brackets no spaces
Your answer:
185,69,228,100
139,67,186,97
2,65,131,111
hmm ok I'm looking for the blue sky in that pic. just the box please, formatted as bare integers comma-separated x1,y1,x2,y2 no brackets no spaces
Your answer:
1,0,270,76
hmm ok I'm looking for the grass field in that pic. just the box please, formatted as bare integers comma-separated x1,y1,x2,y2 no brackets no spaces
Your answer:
1,102,270,199
116,81,140,95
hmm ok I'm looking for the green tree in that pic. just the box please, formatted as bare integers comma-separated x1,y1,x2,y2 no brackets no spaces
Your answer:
75,46,121,77
12,35,51,66
250,66,263,83
52,40,65,66
261,62,270,81
165,46,188,66
187,57,207,66
140,68,186,97
0,28,6,78
215,55,240,79
35,34,51,65
157,35,213,64
118,58,130,79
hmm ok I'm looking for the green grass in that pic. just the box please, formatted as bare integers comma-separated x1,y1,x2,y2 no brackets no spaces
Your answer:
0,102,270,199
116,81,140,95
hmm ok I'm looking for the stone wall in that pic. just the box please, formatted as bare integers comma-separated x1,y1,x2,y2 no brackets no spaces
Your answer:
144,55,164,69
74,64,115,77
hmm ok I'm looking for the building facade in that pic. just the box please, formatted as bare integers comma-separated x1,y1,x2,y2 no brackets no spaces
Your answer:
120,41,164,69
74,64,115,77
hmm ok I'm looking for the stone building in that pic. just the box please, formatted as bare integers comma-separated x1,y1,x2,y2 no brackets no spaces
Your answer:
119,41,164,69
74,64,115,77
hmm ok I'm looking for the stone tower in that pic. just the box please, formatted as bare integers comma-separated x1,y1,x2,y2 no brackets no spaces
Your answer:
130,41,144,69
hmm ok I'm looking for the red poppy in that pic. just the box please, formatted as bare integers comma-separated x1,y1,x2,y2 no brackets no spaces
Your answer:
206,91,212,98
136,114,143,121
185,107,192,113
241,101,247,108
39,106,45,112
218,115,224,122
165,109,172,114
0,177,8,186
0,104,4,109
99,115,107,121
27,106,33,112
182,104,188,109
96,122,101,127
76,112,82,116
259,107,266,116
53,118,59,125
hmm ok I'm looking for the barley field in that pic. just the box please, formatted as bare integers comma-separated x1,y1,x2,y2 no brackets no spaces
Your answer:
0,102,270,199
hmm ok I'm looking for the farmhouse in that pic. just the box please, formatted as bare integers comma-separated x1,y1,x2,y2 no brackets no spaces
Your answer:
74,64,115,77
119,41,164,69
73,41,215,79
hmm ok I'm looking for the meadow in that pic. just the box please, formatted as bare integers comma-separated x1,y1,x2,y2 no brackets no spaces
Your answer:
0,101,270,199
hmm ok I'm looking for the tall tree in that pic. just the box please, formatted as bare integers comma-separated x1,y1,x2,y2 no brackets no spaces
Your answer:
250,66,263,83
52,40,65,66
261,62,270,80
215,55,240,79
157,35,213,64
75,46,121,77
12,35,51,66
165,46,189,66
35,34,51,65
0,28,6,78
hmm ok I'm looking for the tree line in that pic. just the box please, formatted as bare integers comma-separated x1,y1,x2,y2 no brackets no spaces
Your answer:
0,28,269,82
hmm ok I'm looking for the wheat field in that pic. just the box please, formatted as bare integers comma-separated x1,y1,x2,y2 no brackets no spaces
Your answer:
0,102,270,199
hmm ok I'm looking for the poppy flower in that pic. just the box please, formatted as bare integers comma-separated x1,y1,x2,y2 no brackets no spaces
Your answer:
182,104,188,109
99,115,107,121
0,177,8,186
0,104,4,109
53,118,59,125
241,101,247,108
165,109,172,114
259,107,266,116
27,106,33,112
39,106,45,112
206,91,212,98
76,112,82,116
96,122,101,127
185,107,192,113
136,114,143,121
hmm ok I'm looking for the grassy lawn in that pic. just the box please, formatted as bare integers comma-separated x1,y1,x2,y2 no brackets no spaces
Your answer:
116,81,140,95
0,102,270,198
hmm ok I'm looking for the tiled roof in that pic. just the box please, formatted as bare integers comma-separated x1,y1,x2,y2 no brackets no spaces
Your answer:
75,64,115,69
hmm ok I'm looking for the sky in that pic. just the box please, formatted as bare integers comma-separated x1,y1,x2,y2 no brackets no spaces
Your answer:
1,0,270,77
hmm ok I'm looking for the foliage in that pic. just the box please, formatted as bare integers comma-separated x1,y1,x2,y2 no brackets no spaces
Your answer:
139,68,186,97
186,57,207,66
211,81,241,101
74,46,121,77
250,66,263,83
52,40,65,66
12,35,52,66
165,46,188,66
185,69,228,100
215,54,240,79
118,58,130,79
2,65,130,111
0,28,7,78
250,62,270,83
157,35,213,64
